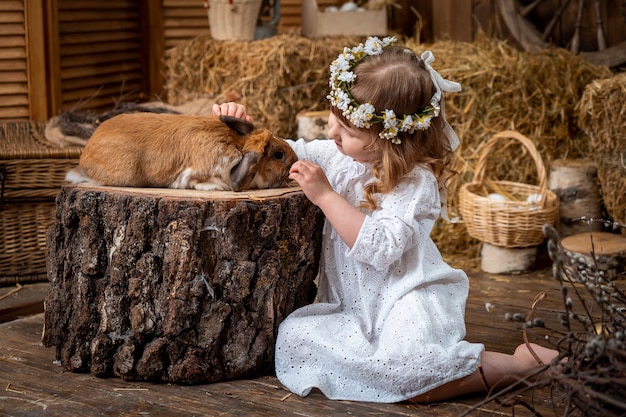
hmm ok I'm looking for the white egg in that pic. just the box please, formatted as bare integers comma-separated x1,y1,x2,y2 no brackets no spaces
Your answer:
526,193,542,204
488,193,508,201
325,5,338,12
340,2,358,11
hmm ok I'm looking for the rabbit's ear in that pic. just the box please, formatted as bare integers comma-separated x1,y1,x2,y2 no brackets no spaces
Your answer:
230,151,260,191
219,115,255,136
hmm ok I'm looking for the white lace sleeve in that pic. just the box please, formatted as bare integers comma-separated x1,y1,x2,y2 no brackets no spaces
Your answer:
347,168,440,270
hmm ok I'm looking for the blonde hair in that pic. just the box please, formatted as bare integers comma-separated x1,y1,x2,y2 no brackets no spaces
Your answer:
330,46,456,210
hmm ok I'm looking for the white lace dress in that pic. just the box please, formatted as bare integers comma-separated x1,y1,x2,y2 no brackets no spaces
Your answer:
275,139,484,403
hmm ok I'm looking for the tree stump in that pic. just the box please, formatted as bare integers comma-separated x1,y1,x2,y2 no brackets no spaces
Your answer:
296,110,329,140
42,185,324,384
480,243,538,274
560,232,626,281
549,159,603,237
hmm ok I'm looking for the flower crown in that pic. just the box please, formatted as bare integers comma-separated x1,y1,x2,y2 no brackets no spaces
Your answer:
327,36,459,145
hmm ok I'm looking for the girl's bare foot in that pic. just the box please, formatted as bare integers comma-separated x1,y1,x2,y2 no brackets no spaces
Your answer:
410,344,558,403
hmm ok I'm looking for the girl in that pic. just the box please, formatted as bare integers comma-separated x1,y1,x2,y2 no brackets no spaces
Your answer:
213,36,557,403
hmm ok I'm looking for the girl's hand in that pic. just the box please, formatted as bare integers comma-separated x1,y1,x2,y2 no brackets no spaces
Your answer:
289,160,334,207
290,159,365,248
212,102,253,122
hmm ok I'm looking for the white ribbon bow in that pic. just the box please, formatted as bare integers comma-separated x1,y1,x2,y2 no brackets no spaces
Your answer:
420,50,461,152
421,50,461,222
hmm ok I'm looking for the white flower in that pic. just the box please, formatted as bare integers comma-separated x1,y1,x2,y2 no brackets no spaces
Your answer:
382,36,396,46
337,70,356,83
382,109,397,129
400,115,415,133
430,101,441,117
349,115,364,128
351,44,365,57
349,103,375,128
334,90,351,111
380,125,400,142
334,54,351,71
415,114,432,129
364,37,384,55
356,103,375,119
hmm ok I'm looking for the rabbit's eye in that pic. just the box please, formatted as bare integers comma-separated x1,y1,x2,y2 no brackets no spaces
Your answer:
273,151,284,160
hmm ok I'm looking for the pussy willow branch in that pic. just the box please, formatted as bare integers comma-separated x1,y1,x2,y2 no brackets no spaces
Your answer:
523,291,547,365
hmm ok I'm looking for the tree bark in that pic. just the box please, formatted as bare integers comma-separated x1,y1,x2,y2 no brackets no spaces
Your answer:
42,185,324,384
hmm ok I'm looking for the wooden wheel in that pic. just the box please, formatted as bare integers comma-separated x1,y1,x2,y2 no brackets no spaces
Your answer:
498,0,626,67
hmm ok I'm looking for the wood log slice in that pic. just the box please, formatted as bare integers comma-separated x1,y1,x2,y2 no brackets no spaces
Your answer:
549,159,603,237
480,243,538,274
560,232,626,281
42,185,324,384
296,110,329,141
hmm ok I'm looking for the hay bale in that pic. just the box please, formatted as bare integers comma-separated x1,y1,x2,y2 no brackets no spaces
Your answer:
576,73,626,227
163,34,361,136
163,34,612,258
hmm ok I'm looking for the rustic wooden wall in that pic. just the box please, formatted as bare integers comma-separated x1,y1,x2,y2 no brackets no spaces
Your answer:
0,1,46,120
47,1,147,113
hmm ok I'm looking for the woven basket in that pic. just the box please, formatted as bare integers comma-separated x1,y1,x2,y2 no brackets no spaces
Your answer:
207,0,262,41
0,121,82,284
459,130,559,248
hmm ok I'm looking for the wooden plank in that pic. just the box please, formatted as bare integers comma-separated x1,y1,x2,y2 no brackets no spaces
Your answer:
60,79,142,99
59,40,141,56
164,8,208,19
60,51,140,67
59,30,139,44
0,47,26,59
57,10,138,22
0,24,25,36
45,0,63,117
0,83,28,95
56,71,140,90
0,59,27,70
58,20,139,34
163,17,210,28
163,28,211,39
25,0,49,120
59,60,141,79
432,0,473,42
0,107,29,119
0,35,26,47
0,1,26,12
140,0,165,110
57,0,136,10
61,93,143,112
0,283,48,323
61,83,143,105
0,71,27,82
0,11,24,24
0,94,28,106
163,0,204,6
279,18,301,28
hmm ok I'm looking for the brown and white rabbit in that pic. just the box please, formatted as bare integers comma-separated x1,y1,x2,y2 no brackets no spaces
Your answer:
65,112,297,192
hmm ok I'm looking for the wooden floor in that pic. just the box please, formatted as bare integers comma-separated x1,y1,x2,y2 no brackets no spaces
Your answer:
0,265,568,417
